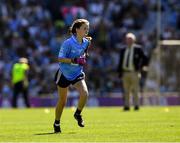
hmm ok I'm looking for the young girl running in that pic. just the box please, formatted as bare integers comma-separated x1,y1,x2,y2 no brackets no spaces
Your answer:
53,19,92,133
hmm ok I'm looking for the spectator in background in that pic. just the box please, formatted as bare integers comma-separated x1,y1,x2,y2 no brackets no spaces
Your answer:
117,33,148,111
53,19,91,133
0,0,179,105
11,57,30,108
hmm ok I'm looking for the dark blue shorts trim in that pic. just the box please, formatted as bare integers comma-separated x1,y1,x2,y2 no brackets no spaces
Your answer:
54,69,85,88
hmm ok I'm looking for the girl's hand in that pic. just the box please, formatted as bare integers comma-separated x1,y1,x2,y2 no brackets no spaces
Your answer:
72,56,86,65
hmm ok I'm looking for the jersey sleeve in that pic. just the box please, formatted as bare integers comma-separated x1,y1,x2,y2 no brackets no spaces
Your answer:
58,41,70,58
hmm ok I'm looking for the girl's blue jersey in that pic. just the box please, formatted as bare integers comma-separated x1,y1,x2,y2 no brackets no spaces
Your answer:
58,35,89,81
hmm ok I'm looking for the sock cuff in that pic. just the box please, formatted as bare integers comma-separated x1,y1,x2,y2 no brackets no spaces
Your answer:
75,109,82,114
55,120,60,124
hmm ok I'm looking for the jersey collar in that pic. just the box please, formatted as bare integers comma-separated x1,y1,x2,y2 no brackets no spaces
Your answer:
71,35,85,44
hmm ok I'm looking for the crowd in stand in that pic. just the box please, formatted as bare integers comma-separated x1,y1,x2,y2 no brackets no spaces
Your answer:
0,0,180,99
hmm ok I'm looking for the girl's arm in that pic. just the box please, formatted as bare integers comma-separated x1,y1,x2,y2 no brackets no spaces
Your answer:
58,57,86,65
57,58,72,63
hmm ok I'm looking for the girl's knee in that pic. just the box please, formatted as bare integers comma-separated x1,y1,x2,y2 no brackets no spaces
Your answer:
61,101,66,107
81,90,89,97
58,98,66,107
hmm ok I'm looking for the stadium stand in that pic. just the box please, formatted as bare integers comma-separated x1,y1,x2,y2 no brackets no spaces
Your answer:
0,0,180,107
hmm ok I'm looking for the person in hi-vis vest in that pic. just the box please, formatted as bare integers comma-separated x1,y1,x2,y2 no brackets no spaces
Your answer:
117,33,148,111
11,57,30,108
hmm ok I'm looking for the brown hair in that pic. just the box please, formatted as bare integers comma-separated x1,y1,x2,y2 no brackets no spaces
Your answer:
69,19,89,35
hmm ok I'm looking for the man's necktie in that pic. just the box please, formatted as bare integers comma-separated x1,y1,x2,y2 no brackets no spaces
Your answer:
126,50,130,68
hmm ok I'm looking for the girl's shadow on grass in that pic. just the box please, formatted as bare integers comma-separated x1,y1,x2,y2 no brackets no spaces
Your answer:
34,132,55,135
34,131,76,135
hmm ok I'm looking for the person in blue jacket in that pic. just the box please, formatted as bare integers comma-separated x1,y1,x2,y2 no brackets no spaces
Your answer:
53,19,92,133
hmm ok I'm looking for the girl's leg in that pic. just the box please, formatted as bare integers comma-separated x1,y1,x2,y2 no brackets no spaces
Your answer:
54,86,68,133
55,86,68,120
73,79,88,112
73,79,88,127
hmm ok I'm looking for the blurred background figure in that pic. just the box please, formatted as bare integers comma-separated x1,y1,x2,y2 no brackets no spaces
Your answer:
0,0,179,107
117,33,148,111
11,57,30,108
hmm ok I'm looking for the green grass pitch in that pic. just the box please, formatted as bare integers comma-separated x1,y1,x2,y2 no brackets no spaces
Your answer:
0,106,180,142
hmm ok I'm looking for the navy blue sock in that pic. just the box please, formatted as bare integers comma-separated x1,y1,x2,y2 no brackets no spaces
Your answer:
54,120,60,124
75,109,81,115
